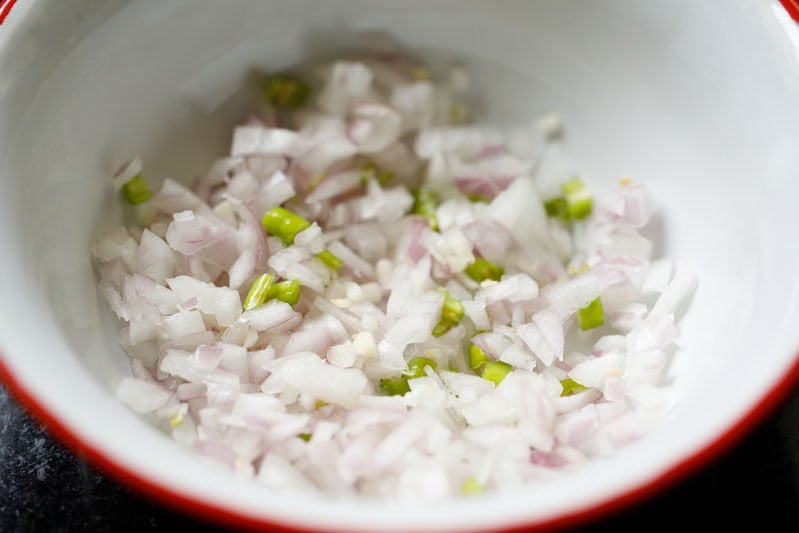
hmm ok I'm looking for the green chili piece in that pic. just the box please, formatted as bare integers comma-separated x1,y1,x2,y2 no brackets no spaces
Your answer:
577,297,604,331
560,378,589,397
243,273,274,310
122,174,152,205
464,257,504,283
261,207,312,246
315,250,343,271
481,361,513,387
268,279,302,306
263,75,311,109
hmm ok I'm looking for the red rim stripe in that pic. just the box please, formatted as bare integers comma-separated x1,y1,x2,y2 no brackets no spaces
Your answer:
0,0,798,530
781,0,799,22
0,0,18,26
1,351,798,532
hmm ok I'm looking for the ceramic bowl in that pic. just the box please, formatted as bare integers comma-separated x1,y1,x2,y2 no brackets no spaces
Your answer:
1,1,798,531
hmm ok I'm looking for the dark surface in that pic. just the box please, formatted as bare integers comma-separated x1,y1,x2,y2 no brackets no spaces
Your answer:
1,382,797,533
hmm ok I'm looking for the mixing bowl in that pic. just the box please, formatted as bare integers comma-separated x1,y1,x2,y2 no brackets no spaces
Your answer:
1,1,798,531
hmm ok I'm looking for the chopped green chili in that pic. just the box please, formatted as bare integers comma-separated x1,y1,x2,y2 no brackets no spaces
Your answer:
464,257,504,283
412,186,439,231
461,476,484,496
432,289,464,337
559,378,589,397
481,361,513,387
263,74,311,110
360,162,393,187
315,249,343,271
544,196,567,218
379,356,438,396
562,178,592,220
466,193,489,203
468,344,489,371
268,279,302,306
544,178,593,221
577,297,604,331
122,174,152,205
243,273,274,310
261,207,311,246
376,169,393,186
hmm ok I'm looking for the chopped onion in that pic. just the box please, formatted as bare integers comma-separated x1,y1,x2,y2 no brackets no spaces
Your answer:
95,49,693,501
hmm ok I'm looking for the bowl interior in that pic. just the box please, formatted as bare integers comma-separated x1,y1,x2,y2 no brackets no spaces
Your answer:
1,0,799,530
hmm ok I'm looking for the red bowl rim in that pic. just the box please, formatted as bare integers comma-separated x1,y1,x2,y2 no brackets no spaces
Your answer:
0,0,16,25
1,0,798,529
781,0,799,22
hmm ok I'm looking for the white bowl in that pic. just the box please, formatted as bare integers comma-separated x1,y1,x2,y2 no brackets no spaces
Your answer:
1,1,799,530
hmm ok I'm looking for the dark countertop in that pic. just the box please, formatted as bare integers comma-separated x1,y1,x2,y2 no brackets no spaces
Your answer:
1,382,797,532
